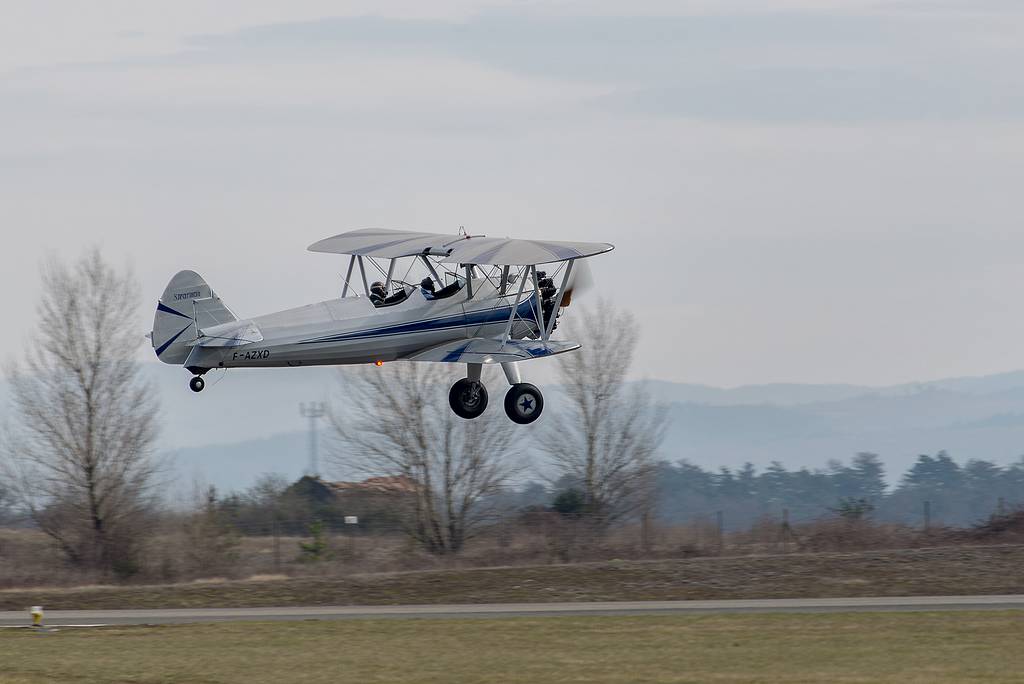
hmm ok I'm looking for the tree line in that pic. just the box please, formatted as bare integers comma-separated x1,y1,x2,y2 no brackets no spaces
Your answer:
649,451,1024,529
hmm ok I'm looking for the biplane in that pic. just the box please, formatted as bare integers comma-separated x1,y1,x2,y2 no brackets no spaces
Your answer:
151,228,614,424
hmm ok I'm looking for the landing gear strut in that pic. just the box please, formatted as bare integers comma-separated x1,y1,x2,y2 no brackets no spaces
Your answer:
449,362,488,419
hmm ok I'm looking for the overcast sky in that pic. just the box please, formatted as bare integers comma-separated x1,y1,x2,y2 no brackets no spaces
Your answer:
2,0,1024,387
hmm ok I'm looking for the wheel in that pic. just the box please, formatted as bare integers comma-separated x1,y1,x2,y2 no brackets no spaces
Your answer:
449,378,488,419
189,376,205,393
504,383,544,424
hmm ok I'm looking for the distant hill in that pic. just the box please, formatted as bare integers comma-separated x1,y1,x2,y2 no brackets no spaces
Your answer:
5,365,1024,493
645,379,872,406
165,430,309,497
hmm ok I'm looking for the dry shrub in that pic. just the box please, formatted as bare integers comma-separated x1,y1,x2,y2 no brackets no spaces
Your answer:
795,518,922,552
727,515,793,554
968,507,1024,543
13,506,1024,591
0,528,83,589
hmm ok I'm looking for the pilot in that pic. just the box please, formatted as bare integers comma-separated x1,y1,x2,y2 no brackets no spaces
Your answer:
369,281,387,306
420,277,437,300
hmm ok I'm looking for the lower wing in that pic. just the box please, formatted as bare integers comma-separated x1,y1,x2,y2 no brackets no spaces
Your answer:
406,337,580,364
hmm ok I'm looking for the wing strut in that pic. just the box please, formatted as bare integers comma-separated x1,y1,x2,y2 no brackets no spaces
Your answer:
530,266,546,342
357,256,370,296
384,258,396,291
502,265,530,346
341,255,356,298
421,255,442,286
545,258,574,339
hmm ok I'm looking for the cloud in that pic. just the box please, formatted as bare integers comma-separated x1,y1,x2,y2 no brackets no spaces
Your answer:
6,6,1024,124
173,9,1024,123
612,67,1024,123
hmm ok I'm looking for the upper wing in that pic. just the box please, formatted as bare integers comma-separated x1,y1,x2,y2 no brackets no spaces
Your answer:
309,229,452,259
441,236,612,266
406,337,580,364
308,228,613,265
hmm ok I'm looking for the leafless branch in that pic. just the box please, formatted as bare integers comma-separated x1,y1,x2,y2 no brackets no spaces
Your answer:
1,248,160,574
540,299,667,525
326,362,522,554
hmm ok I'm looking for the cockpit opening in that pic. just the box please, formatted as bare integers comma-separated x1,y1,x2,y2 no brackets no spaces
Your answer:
420,276,463,301
369,281,413,308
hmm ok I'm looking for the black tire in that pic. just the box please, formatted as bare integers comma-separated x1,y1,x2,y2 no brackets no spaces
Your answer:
504,383,544,424
189,376,205,393
449,378,488,419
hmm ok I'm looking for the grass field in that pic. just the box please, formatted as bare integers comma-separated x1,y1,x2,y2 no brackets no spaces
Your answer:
4,544,1024,611
1,612,1023,683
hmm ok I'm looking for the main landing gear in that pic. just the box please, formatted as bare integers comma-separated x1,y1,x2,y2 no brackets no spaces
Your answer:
449,378,488,419
448,363,488,419
504,382,543,425
447,362,544,424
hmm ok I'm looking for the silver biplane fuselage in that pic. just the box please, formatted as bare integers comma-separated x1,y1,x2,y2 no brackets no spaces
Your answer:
171,276,541,369
152,229,613,423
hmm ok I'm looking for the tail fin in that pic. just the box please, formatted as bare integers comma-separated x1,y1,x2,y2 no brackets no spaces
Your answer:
152,270,237,364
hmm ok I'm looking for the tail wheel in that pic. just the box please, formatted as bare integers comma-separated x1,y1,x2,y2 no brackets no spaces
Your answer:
449,379,488,419
504,383,544,424
189,376,205,393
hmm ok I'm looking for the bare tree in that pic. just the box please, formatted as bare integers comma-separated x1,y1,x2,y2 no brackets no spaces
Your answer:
540,300,666,526
328,363,521,554
2,248,159,575
0,480,15,525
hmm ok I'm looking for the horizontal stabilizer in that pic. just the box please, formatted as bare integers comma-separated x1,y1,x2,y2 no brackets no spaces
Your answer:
407,337,580,364
153,270,238,364
186,320,264,348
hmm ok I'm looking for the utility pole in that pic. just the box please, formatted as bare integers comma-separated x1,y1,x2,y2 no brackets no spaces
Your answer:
299,402,327,478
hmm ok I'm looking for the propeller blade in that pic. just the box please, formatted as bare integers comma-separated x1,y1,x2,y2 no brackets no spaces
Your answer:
561,258,594,307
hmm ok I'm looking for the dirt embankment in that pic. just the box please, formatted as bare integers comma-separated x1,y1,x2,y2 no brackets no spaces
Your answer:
3,544,1024,610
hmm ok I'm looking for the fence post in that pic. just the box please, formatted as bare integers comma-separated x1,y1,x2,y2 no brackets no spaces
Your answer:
716,510,724,554
640,510,651,555
923,500,931,532
272,517,281,570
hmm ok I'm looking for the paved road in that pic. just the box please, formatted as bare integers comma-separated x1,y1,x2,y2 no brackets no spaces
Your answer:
2,595,1024,626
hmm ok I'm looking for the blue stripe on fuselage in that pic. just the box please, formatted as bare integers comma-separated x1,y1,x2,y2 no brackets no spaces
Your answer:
297,297,538,346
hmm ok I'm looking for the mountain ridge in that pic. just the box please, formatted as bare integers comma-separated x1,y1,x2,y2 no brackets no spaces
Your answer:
5,365,1024,492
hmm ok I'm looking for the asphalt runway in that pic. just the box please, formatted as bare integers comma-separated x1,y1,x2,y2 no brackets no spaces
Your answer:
2,595,1024,627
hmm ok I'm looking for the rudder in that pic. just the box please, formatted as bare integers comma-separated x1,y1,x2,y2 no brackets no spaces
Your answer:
152,270,237,364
